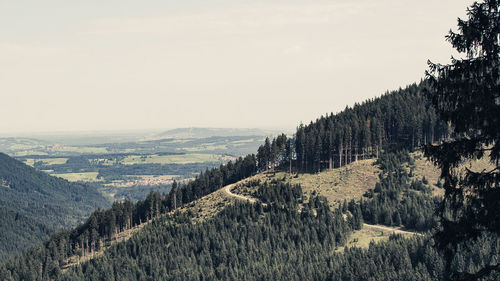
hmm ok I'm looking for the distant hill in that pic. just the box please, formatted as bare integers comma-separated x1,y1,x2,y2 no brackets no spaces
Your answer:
155,127,281,139
0,153,109,259
0,137,49,155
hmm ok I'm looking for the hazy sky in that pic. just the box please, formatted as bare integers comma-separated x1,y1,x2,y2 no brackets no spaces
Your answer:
0,0,473,134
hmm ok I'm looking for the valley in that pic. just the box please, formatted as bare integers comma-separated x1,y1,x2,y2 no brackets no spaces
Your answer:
1,1,498,279
0,130,272,201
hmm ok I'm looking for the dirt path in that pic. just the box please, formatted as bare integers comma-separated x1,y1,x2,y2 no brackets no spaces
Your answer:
223,182,421,236
224,183,257,203
363,223,423,236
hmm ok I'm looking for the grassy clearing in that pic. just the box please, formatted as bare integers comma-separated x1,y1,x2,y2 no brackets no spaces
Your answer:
411,151,494,197
180,188,233,223
338,226,392,251
410,152,443,196
52,172,101,182
248,159,381,208
338,224,414,252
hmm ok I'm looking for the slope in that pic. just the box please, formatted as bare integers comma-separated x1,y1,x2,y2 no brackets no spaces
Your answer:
59,153,433,269
2,162,448,281
0,207,51,261
0,153,109,259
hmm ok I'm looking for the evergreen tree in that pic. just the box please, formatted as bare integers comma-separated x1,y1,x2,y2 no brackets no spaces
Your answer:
425,1,500,279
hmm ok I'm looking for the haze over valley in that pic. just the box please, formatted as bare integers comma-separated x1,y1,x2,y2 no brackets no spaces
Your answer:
0,1,499,280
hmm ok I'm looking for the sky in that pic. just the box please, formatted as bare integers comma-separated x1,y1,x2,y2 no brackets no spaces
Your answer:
0,0,473,134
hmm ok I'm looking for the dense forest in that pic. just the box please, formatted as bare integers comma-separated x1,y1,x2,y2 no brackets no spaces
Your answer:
0,154,257,270
0,207,51,261
360,151,440,231
2,179,497,280
257,82,449,173
0,153,109,259
0,153,109,228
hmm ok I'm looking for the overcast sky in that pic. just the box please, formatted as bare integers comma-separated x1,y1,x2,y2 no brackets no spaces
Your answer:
0,0,473,134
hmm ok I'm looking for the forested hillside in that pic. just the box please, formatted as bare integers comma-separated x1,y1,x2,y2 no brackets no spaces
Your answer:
257,82,449,173
0,154,257,273
0,153,109,259
0,207,51,261
1,83,497,279
3,175,496,281
0,80,453,277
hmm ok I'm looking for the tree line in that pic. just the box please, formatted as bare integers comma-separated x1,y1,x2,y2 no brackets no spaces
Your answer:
257,82,449,173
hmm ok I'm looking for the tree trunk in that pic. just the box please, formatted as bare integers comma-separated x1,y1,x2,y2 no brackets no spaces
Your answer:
345,146,348,166
339,145,343,168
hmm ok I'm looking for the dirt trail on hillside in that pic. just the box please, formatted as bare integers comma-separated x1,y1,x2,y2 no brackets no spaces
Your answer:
224,183,256,203
363,223,423,236
223,183,421,236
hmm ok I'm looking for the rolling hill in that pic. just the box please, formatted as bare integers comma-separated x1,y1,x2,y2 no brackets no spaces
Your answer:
0,153,109,260
155,127,281,139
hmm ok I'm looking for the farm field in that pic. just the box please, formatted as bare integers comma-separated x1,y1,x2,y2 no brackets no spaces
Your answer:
24,157,68,166
1,131,271,202
52,172,101,182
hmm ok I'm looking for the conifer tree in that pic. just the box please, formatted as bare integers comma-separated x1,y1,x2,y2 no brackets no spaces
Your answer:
425,1,499,279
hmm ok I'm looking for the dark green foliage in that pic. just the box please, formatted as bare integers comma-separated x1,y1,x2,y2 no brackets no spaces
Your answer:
2,162,498,280
0,207,51,261
0,181,444,281
0,153,109,228
425,0,500,279
292,83,448,173
175,154,257,206
61,198,350,281
0,153,256,272
0,153,109,260
257,134,289,172
255,181,303,207
361,151,439,231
